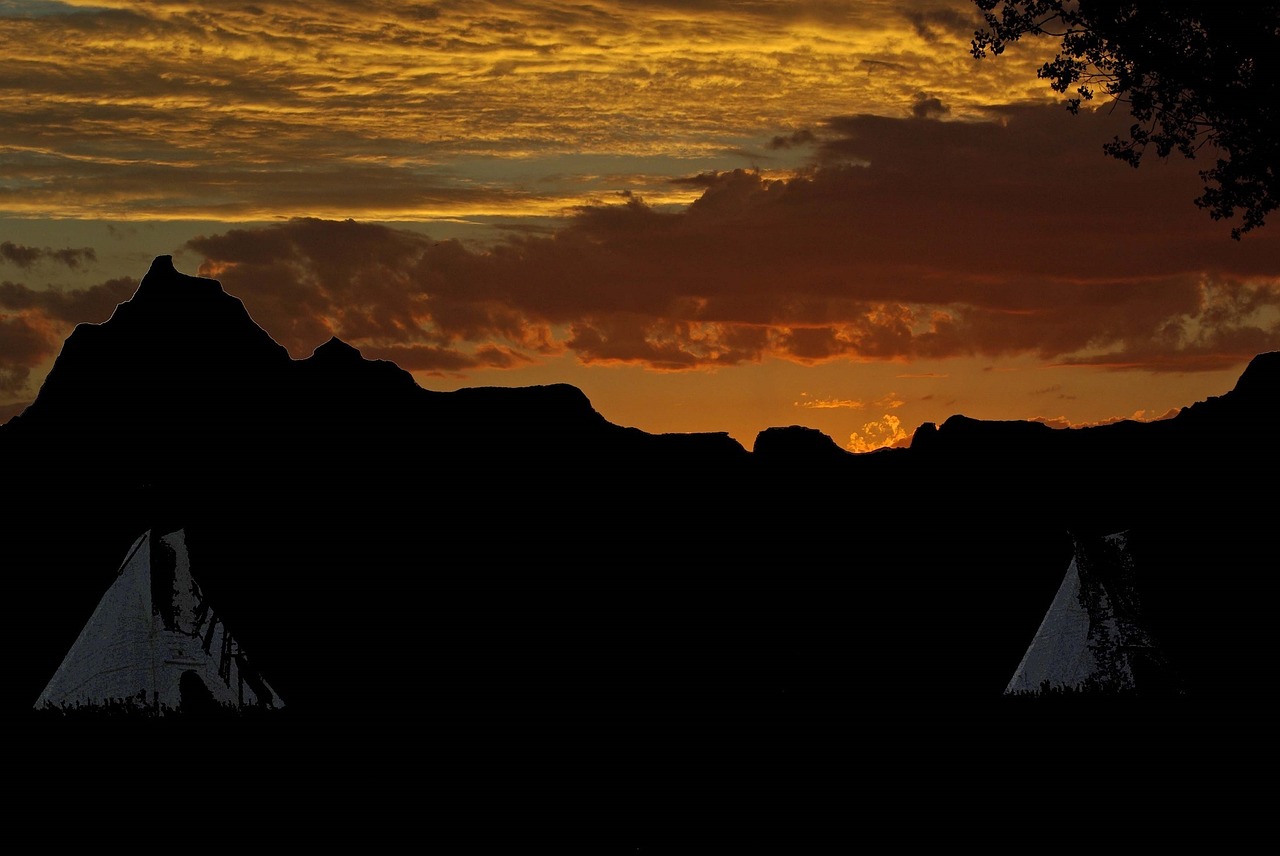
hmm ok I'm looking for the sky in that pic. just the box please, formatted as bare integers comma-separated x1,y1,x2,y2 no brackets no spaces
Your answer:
2,0,1278,451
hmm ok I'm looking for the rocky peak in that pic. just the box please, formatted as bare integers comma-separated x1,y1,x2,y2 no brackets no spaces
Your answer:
752,425,850,462
6,256,289,442
310,336,363,363
297,335,420,395
1231,350,1279,400
129,254,225,305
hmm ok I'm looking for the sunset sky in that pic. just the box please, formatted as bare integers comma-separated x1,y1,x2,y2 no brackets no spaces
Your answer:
3,0,1278,450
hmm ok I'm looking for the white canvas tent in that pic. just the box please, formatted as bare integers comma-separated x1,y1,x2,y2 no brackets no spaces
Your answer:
1005,531,1178,695
35,528,282,711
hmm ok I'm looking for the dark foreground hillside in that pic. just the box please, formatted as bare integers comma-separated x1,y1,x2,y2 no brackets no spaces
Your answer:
4,257,1277,741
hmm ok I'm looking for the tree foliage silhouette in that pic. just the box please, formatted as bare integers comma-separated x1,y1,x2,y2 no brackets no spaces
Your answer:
971,2,1280,239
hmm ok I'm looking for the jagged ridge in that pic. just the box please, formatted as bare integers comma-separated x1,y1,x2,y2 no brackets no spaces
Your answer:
3,257,1278,736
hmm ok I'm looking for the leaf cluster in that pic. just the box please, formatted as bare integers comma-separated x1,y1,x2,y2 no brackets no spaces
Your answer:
972,1,1280,238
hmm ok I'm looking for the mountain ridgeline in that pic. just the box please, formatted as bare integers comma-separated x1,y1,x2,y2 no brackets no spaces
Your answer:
5,256,1277,734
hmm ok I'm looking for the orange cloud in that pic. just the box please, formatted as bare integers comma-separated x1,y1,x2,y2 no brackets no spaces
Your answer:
797,391,902,411
846,414,910,452
1030,408,1181,430
0,313,57,394
797,395,865,410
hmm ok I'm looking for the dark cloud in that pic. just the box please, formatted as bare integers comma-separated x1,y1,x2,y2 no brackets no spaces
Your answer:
670,171,727,188
179,104,1280,375
0,276,138,394
859,59,905,73
1056,324,1280,373
0,243,39,268
766,129,816,150
359,343,532,373
0,242,96,270
567,1,868,26
48,243,94,267
0,277,136,322
903,6,983,43
910,94,949,120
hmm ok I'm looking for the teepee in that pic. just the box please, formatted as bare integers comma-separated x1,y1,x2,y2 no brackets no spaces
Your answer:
1005,531,1179,695
34,528,282,711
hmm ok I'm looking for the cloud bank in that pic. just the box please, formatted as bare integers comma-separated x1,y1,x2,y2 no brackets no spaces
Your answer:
176,106,1280,378
3,104,1277,401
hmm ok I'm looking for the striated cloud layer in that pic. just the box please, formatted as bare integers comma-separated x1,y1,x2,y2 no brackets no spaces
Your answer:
0,0,1049,219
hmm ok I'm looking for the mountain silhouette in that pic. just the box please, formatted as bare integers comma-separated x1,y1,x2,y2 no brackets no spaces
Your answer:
5,256,1277,736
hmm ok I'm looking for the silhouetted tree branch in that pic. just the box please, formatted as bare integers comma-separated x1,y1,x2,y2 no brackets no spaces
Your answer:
971,2,1280,239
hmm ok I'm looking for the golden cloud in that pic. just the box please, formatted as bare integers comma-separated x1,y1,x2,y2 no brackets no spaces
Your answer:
846,413,910,452
0,1,1058,219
